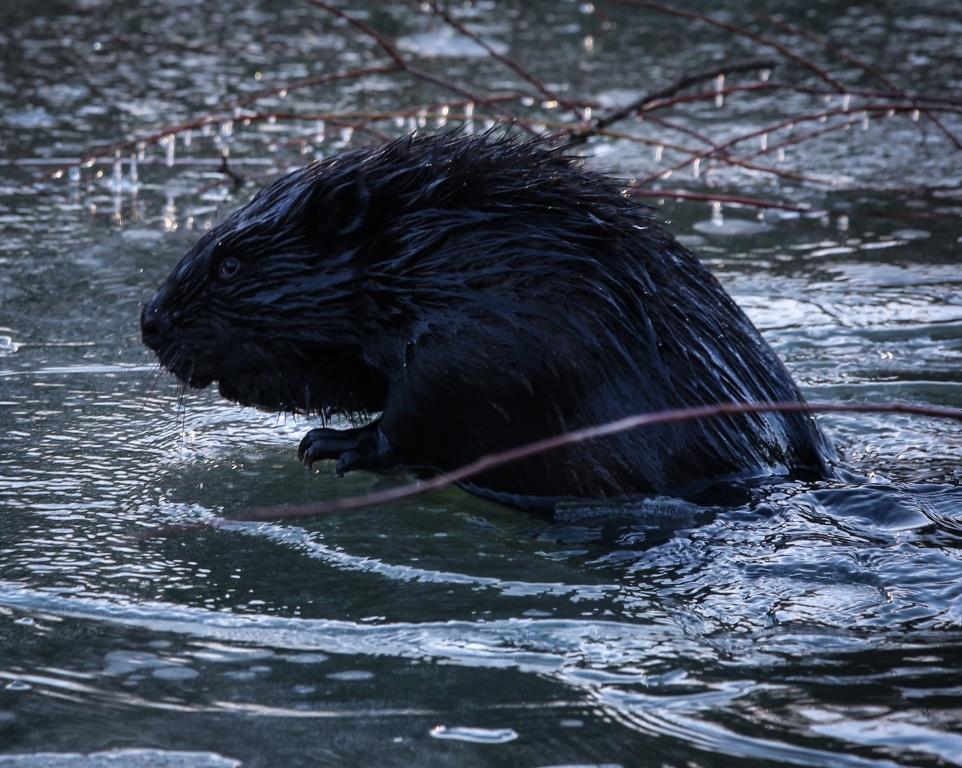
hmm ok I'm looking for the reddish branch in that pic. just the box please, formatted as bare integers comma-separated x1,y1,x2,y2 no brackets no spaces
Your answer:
422,0,584,119
44,1,961,217
616,0,847,92
757,13,962,150
638,81,962,115
567,59,777,144
625,188,816,213
163,401,962,526
41,64,399,180
636,103,962,186
305,0,534,132
742,117,864,161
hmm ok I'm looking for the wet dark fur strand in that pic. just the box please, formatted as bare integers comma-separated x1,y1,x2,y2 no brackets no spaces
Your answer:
142,132,833,509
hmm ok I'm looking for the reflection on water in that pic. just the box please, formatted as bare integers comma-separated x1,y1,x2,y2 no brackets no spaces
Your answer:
1,0,960,766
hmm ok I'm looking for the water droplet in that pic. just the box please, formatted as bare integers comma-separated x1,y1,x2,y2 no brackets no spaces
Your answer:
583,106,592,121
112,150,123,191
653,144,664,162
837,214,849,231
339,126,354,145
183,128,192,147
861,112,870,130
759,132,768,151
163,135,175,167
911,109,920,122
464,102,475,119
163,194,177,232
579,2,595,13
711,200,723,226
759,69,772,82
68,166,81,183
315,120,326,142
220,120,233,138
430,726,518,744
691,158,700,178
327,670,374,681
583,35,594,52
279,89,288,98
393,115,405,129
841,94,851,112
542,99,559,110
714,74,725,108
777,147,786,162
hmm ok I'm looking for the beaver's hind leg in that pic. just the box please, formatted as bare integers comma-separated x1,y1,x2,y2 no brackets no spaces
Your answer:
298,421,395,476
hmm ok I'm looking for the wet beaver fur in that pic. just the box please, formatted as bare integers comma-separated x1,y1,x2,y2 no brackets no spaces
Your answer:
142,133,833,510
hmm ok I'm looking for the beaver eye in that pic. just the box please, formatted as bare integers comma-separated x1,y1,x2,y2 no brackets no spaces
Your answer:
218,256,241,280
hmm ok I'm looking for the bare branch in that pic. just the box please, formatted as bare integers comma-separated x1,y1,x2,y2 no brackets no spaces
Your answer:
625,187,817,213
757,13,962,150
423,0,583,118
616,0,848,92
567,59,777,144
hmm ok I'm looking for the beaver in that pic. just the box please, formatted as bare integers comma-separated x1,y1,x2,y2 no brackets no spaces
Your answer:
141,132,833,510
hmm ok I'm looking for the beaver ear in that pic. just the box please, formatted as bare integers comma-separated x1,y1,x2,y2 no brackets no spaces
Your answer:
321,172,371,236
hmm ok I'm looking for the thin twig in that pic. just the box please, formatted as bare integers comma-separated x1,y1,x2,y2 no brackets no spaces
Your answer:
217,154,245,187
757,13,962,150
305,0,535,132
636,103,962,186
625,187,817,213
423,0,584,119
40,64,399,180
567,59,777,144
616,0,847,92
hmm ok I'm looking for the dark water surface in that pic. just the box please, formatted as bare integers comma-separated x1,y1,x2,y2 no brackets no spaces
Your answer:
2,1,961,766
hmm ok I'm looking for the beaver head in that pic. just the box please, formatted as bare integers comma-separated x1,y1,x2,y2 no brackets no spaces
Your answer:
140,147,395,415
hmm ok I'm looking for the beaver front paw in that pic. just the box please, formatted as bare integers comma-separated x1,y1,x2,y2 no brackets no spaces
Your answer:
298,423,395,475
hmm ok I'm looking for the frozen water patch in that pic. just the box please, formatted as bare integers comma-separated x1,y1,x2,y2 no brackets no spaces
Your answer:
0,751,239,768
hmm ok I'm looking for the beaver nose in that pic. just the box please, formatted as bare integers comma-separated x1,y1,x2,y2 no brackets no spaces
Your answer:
141,294,174,351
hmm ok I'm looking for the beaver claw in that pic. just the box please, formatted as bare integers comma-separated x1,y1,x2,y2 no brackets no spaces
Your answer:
299,423,395,475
